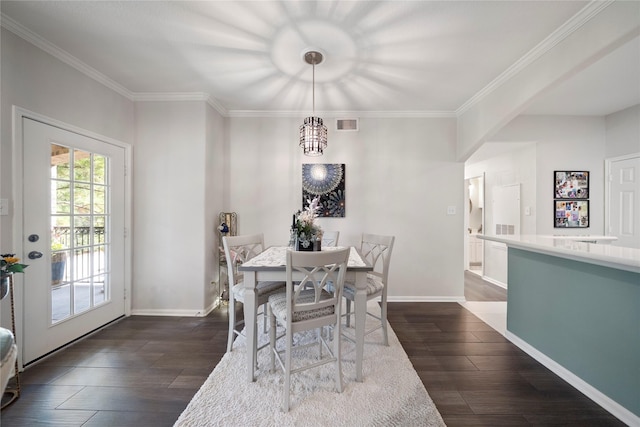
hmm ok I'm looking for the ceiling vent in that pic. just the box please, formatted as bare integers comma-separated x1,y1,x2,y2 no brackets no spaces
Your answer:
336,118,359,131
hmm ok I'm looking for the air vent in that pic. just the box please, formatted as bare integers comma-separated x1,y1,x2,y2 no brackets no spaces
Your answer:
336,118,359,131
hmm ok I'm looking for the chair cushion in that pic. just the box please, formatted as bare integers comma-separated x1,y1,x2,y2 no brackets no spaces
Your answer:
0,327,15,364
269,289,335,322
232,281,285,301
343,275,384,299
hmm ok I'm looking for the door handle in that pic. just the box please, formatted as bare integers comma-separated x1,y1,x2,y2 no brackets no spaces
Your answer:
28,251,43,260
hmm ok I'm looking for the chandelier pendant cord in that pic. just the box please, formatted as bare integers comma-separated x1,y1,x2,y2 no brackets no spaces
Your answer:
312,57,316,115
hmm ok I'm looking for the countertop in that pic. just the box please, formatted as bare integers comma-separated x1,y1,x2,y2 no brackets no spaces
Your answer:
479,234,640,274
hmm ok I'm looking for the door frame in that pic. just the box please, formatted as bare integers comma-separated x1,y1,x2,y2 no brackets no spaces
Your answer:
11,106,132,369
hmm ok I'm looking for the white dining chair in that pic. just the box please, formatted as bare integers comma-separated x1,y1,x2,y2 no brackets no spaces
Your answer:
222,233,285,353
321,231,339,247
343,233,395,346
268,247,350,412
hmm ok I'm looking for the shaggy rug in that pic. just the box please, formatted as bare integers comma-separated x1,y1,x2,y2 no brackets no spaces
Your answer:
175,301,445,426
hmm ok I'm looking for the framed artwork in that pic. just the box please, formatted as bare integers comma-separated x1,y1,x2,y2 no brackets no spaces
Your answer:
554,171,589,199
554,200,589,228
302,163,345,217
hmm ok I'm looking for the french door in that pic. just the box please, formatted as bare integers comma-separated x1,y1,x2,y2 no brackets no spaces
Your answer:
22,118,126,365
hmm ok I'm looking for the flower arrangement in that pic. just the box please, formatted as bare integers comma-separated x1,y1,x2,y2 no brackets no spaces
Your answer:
1,253,28,275
292,196,323,249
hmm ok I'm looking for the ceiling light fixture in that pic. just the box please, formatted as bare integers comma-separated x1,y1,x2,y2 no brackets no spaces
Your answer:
299,51,327,156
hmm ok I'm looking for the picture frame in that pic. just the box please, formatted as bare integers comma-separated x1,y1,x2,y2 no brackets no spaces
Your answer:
554,171,589,199
302,163,345,217
554,200,589,228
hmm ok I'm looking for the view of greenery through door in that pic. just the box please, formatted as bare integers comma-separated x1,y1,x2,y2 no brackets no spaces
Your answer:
50,144,110,323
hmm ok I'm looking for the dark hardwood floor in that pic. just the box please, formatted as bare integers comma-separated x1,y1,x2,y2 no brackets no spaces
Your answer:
1,283,625,426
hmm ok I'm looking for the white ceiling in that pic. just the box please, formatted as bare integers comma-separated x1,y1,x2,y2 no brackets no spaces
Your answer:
1,1,638,117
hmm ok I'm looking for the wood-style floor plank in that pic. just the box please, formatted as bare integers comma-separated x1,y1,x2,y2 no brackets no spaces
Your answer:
1,279,626,426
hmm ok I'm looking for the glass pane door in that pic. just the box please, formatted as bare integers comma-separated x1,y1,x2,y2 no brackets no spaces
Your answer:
50,144,110,323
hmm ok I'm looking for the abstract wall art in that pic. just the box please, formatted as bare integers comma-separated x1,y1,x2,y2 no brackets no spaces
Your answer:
302,163,345,217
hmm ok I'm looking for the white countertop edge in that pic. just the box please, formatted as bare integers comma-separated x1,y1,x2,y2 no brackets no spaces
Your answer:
478,235,640,274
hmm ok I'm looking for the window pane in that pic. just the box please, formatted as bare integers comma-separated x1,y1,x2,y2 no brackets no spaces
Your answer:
94,274,106,305
73,183,91,214
74,280,91,314
93,155,106,184
51,145,70,179
95,216,108,244
73,247,91,282
74,218,92,248
93,185,106,214
52,250,69,286
73,150,92,182
51,181,71,214
52,216,71,251
52,284,71,323
93,245,106,275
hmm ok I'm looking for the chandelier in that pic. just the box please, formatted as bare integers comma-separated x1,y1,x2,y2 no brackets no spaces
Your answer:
299,51,327,156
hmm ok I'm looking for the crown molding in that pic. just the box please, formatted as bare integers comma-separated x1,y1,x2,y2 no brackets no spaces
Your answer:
226,110,456,118
456,0,614,116
132,92,210,102
1,13,134,100
132,92,229,116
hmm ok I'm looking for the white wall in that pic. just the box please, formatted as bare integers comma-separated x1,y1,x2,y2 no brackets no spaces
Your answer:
205,104,225,309
133,101,217,315
496,116,606,236
0,29,134,328
227,117,465,300
605,104,640,158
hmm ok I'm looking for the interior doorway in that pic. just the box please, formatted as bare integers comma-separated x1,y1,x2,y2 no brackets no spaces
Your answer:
465,175,484,276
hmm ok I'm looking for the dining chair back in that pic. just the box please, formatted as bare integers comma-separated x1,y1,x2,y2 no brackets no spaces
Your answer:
268,247,350,412
344,233,395,345
321,231,340,247
222,233,285,353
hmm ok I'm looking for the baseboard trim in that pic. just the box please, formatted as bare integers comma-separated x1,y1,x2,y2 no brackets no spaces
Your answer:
506,330,639,426
387,296,466,303
482,275,508,289
132,299,220,317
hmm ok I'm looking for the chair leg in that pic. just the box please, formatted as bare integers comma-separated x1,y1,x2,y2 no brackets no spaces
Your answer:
283,329,292,412
226,295,236,352
262,303,268,334
334,320,343,393
381,295,389,346
345,299,352,327
269,306,276,373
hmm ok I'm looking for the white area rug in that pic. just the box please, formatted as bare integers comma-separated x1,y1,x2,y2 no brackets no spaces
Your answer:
175,301,445,426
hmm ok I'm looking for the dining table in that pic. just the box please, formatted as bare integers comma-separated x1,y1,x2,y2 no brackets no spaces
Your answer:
238,245,373,383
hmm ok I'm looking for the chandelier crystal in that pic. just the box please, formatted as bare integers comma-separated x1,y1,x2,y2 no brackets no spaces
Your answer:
299,51,327,156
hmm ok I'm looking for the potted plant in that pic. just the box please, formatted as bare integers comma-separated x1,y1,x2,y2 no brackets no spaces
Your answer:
291,197,323,251
1,254,28,299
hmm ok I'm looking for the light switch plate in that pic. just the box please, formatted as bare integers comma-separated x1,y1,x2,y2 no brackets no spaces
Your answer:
447,206,456,215
0,199,8,216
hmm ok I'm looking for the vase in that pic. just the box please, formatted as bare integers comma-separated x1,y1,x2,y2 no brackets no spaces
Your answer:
52,252,67,286
296,238,314,251
1,273,10,300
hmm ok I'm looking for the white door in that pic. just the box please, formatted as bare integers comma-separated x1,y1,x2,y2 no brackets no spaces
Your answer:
607,154,640,249
22,118,126,365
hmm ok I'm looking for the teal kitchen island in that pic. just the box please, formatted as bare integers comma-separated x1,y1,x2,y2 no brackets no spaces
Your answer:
480,234,639,426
